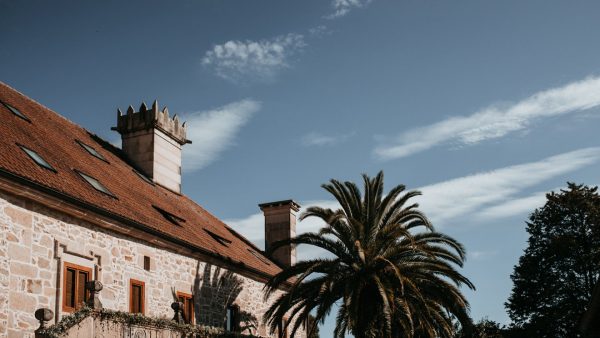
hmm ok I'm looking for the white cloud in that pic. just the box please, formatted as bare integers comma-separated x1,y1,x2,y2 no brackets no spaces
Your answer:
469,250,498,261
182,99,260,171
308,25,332,37
474,191,548,221
301,132,353,147
417,148,600,225
375,76,600,160
202,33,306,83
226,148,600,260
328,0,372,18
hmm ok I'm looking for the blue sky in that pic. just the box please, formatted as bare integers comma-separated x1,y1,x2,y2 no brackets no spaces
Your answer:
3,0,600,335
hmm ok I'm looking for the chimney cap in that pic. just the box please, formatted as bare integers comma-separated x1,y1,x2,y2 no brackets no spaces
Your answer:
112,101,190,145
259,199,301,211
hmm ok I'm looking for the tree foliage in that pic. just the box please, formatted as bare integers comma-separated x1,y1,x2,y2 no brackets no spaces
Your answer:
454,318,505,338
505,183,600,337
263,171,474,338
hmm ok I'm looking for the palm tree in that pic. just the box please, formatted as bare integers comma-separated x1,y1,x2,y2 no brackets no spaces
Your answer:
263,171,475,338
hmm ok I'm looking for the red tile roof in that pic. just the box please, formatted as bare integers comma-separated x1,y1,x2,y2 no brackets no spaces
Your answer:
0,81,281,278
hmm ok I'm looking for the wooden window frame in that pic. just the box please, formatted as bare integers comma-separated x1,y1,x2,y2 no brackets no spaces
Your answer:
129,279,145,314
62,262,92,313
176,291,194,324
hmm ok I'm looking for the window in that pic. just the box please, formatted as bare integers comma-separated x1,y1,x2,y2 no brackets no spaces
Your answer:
62,263,92,312
1,101,30,122
225,305,239,332
177,292,194,324
204,229,232,247
76,170,116,198
143,256,151,271
129,279,145,314
153,205,185,226
76,140,108,162
133,169,154,185
18,145,56,172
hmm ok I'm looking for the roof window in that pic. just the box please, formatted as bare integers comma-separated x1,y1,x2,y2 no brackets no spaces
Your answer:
134,169,154,185
204,229,232,247
153,205,185,226
2,101,30,122
18,145,56,172
76,170,116,197
248,249,271,266
76,140,108,162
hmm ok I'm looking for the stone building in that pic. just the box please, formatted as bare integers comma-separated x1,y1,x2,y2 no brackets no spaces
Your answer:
0,82,303,337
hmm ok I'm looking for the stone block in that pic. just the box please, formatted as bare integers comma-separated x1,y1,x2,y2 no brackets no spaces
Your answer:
7,328,25,338
26,280,42,294
6,233,18,242
39,270,52,280
8,244,31,263
37,257,50,269
5,206,32,229
38,235,53,248
10,262,36,278
8,292,36,312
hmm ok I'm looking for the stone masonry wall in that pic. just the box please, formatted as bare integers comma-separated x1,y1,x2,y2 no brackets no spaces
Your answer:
0,191,302,338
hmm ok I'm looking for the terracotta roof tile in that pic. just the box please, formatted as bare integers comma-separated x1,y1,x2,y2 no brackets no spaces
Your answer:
0,81,281,278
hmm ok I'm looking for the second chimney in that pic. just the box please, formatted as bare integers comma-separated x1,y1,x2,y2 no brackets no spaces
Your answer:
112,101,190,193
259,200,301,268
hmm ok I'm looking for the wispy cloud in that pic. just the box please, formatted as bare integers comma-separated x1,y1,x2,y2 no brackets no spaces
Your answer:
417,147,600,225
474,191,548,221
301,132,353,147
202,33,306,83
469,250,498,261
226,148,600,260
182,99,260,171
308,25,332,37
375,76,600,160
328,0,373,18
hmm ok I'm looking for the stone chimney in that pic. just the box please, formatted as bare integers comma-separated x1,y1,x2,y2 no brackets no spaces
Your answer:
112,101,190,193
259,200,301,268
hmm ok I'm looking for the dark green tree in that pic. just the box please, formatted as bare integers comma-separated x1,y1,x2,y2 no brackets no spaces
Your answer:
454,318,508,338
505,183,600,337
263,171,474,338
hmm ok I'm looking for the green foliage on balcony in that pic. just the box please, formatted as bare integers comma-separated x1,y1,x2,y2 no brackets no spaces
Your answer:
37,307,263,338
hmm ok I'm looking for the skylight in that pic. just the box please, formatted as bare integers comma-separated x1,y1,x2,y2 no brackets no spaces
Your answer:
76,170,116,197
77,140,108,162
19,145,56,172
2,101,31,122
248,249,271,266
133,169,154,185
204,229,232,247
153,205,185,226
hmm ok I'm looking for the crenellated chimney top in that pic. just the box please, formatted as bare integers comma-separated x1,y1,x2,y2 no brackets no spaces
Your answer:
113,100,190,145
112,100,191,193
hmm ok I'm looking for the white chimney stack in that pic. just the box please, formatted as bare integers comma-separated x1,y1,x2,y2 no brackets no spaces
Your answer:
112,100,190,193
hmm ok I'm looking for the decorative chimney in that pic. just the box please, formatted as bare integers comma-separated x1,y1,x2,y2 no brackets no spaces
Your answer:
112,101,190,193
259,200,301,268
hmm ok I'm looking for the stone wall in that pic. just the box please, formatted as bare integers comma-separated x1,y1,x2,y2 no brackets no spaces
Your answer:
0,190,302,338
